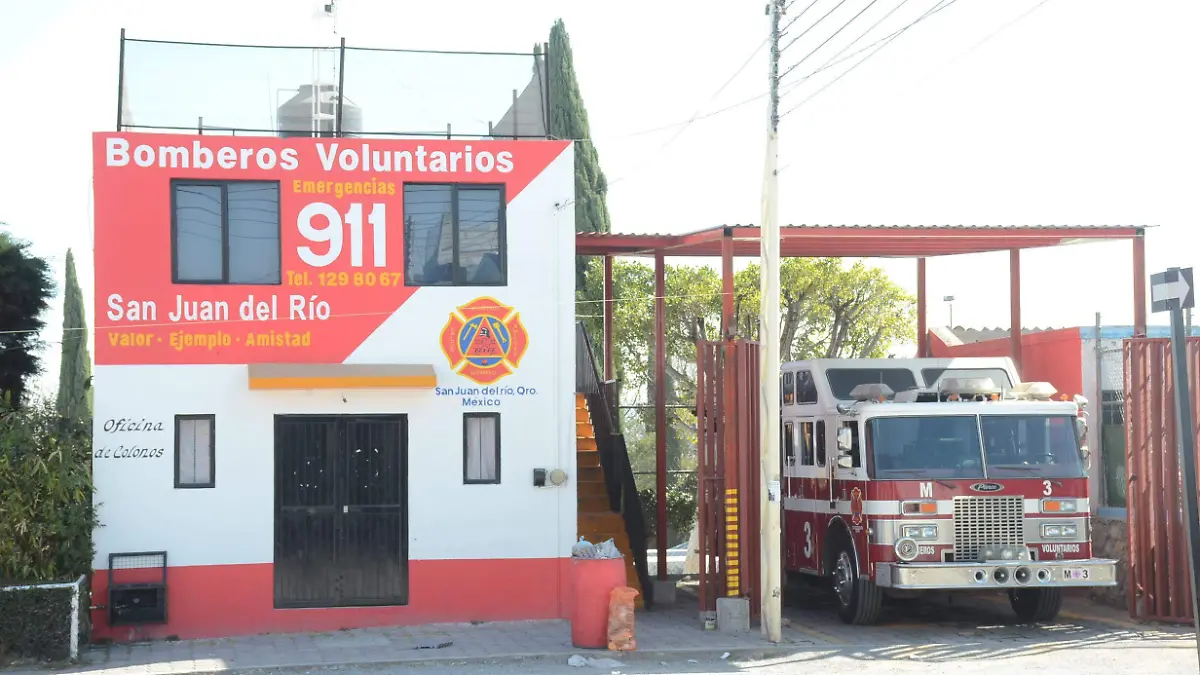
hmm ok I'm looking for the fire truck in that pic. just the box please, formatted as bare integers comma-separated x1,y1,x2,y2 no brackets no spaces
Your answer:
780,357,1116,625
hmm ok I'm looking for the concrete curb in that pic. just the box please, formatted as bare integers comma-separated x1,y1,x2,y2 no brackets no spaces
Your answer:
92,644,846,675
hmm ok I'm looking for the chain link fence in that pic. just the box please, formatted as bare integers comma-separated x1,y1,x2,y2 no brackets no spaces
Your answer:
117,34,550,139
1097,338,1126,508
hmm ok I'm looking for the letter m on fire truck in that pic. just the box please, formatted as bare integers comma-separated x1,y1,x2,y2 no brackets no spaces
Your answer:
779,357,1116,625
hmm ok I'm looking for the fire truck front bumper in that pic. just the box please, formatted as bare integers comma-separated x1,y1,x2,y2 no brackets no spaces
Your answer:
874,558,1118,590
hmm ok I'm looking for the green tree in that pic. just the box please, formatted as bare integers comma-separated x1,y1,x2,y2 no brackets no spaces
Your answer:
550,18,614,364
0,398,96,584
598,257,914,537
548,19,611,240
56,250,92,424
0,231,54,408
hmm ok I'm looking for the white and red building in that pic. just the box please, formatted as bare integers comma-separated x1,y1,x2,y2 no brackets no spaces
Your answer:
90,132,576,640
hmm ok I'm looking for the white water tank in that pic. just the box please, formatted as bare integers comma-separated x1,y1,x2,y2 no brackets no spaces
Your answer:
277,84,362,138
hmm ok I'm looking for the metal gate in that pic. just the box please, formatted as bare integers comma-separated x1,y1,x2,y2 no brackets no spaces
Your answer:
696,339,761,619
1125,337,1200,622
274,414,408,609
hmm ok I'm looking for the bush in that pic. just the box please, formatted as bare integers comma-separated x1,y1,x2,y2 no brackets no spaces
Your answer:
0,584,78,662
638,473,698,547
0,399,96,585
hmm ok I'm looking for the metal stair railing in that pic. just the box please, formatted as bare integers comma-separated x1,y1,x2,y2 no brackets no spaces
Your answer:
575,321,654,607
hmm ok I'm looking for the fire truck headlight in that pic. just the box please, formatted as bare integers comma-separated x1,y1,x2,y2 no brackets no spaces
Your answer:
895,537,920,562
1041,498,1078,513
1042,523,1079,539
902,524,938,540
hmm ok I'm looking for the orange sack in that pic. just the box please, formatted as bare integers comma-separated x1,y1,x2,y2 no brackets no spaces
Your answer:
606,586,640,651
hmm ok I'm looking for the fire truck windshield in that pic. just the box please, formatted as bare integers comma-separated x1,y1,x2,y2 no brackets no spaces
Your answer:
980,414,1085,478
868,414,1085,480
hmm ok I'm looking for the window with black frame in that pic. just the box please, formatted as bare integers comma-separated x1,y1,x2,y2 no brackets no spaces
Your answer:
868,415,984,479
980,414,1085,479
171,180,281,285
404,184,506,286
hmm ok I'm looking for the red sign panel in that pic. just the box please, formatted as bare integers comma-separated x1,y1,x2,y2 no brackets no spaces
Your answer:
92,132,569,365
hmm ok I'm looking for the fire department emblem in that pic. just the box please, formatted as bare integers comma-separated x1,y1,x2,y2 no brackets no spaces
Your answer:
439,297,529,385
849,487,864,525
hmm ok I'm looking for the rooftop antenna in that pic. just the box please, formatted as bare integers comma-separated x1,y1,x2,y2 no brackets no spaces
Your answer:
311,0,340,136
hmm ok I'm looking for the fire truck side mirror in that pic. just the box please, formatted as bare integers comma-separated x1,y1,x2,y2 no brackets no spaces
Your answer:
1074,416,1088,443
836,426,853,452
836,455,854,470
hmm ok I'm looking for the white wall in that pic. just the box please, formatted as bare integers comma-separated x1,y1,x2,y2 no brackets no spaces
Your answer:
92,147,577,569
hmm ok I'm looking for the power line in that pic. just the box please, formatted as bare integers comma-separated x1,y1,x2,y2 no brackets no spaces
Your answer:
778,0,885,81
780,0,822,35
779,0,852,54
904,0,1058,92
783,0,916,84
605,35,771,188
779,0,960,119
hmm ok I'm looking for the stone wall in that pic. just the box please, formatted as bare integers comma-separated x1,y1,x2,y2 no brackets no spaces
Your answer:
1089,515,1128,609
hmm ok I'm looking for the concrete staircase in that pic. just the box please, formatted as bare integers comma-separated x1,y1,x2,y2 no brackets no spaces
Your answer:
575,392,644,607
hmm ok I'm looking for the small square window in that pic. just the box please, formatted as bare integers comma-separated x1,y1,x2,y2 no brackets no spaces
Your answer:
464,413,500,484
175,414,215,488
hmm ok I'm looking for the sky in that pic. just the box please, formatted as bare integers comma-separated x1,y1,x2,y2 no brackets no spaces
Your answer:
0,0,1197,398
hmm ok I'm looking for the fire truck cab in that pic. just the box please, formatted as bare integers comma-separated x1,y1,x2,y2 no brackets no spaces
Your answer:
780,357,1117,625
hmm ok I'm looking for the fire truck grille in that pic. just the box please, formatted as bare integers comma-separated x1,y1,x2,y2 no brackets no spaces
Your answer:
953,496,1024,561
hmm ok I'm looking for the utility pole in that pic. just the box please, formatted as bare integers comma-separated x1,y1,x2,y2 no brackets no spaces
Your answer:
759,0,784,644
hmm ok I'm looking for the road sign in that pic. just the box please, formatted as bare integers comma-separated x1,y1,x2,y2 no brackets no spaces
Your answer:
1151,267,1194,313
1153,265,1200,669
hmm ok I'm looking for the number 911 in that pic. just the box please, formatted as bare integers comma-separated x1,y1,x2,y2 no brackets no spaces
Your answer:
297,202,387,269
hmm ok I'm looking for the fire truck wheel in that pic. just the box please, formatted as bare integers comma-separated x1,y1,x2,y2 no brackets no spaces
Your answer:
1008,587,1063,622
832,542,882,625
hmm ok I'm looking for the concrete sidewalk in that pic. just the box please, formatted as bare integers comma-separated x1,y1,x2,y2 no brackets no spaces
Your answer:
8,604,806,675
4,589,1189,675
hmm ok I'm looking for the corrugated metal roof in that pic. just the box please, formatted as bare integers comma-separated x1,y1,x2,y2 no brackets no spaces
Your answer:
576,224,1148,257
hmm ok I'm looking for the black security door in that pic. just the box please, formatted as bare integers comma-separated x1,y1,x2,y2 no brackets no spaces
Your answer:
274,415,408,608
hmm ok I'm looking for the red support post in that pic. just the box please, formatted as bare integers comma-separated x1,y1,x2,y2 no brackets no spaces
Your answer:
603,255,614,380
1134,231,1147,336
916,258,927,357
654,251,668,580
721,228,734,338
1009,249,1023,375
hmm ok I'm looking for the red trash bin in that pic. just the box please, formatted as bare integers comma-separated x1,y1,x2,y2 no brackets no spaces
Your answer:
570,556,626,648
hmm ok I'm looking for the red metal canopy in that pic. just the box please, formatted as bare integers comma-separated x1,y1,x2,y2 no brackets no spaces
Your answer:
584,222,1150,587
576,224,1145,258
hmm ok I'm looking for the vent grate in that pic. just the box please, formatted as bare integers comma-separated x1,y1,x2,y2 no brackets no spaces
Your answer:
953,496,1024,561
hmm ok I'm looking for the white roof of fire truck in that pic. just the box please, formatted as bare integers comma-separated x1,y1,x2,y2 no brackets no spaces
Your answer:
781,357,1086,417
840,377,1085,418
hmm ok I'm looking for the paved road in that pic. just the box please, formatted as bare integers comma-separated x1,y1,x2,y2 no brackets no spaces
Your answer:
51,581,1195,675
251,640,1197,675
235,587,1198,675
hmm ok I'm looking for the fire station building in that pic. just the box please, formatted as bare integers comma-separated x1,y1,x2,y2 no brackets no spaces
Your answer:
90,132,577,641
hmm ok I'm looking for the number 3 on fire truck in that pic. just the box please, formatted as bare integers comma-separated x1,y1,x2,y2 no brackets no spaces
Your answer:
803,521,813,559
1043,480,1053,496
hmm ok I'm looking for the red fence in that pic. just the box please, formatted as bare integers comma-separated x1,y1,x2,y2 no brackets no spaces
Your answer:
696,339,761,619
1125,337,1200,622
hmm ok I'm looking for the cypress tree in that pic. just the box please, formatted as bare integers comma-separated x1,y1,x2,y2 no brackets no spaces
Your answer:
549,19,611,286
56,249,91,423
549,19,612,357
